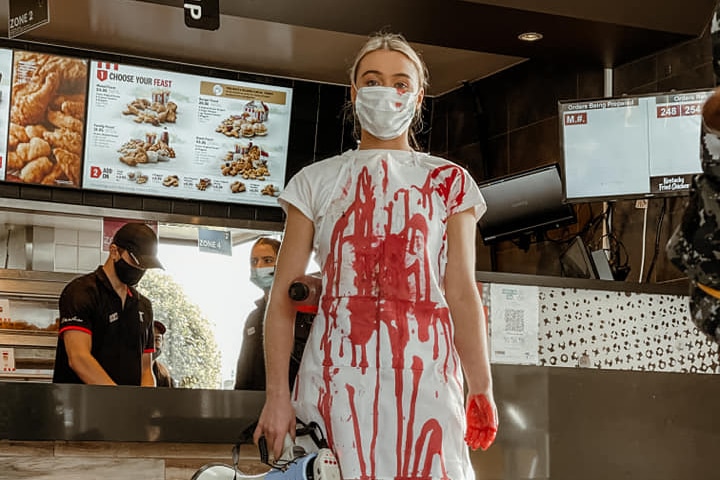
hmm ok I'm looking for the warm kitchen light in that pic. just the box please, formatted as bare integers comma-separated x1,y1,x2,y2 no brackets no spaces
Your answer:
518,32,543,42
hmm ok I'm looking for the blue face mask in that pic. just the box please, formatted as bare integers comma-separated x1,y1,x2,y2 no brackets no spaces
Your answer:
250,266,275,290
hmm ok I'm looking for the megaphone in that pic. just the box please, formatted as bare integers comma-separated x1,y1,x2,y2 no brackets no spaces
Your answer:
191,420,340,480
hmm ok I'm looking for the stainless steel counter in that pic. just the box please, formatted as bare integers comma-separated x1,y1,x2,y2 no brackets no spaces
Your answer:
0,382,264,443
3,366,720,480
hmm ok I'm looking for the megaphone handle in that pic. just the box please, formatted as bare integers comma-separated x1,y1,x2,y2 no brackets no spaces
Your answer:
278,433,296,462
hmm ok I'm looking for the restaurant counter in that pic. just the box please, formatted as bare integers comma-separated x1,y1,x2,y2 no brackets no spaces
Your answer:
0,382,264,443
0,273,712,480
0,271,690,443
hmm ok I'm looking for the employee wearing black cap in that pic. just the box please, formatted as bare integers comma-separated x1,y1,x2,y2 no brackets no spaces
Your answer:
52,222,164,386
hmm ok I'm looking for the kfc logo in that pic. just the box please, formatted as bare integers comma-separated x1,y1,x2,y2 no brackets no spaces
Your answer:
89,166,102,178
96,62,118,82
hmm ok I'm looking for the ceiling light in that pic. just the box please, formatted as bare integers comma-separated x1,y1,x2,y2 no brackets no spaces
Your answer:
518,32,543,42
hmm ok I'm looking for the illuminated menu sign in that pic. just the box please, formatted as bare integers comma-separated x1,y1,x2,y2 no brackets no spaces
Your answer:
560,89,713,201
83,61,293,207
0,48,12,181
5,51,88,188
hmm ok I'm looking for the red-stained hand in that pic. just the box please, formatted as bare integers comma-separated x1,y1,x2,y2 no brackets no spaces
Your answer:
464,393,498,451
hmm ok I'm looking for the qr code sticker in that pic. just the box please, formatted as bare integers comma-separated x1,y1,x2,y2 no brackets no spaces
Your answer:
504,309,524,333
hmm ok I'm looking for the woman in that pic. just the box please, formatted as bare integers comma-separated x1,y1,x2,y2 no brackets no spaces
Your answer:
235,236,314,391
234,237,281,390
255,33,497,479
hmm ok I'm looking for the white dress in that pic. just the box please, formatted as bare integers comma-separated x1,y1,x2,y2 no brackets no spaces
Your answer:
279,149,486,480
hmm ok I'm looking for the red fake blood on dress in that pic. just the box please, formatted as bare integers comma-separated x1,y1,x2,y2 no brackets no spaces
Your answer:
317,158,466,478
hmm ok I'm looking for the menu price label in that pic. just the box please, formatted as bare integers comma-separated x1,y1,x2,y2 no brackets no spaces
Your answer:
0,348,15,372
561,89,712,200
83,62,293,207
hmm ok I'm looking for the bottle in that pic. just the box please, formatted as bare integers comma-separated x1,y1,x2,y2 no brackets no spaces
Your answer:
288,274,322,314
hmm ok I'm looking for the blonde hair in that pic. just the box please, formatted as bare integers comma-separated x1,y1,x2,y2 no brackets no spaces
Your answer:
347,32,429,149
350,33,429,92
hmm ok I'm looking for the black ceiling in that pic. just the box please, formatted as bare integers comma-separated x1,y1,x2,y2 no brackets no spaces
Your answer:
142,0,717,68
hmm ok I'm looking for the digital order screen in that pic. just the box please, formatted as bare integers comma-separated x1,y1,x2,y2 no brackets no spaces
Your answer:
560,89,712,202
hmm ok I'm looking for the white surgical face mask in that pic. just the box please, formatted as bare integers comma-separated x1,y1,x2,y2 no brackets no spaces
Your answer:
250,266,275,290
354,86,417,141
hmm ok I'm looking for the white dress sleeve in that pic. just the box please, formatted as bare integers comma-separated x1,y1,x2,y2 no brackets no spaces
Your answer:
278,168,315,222
448,166,487,222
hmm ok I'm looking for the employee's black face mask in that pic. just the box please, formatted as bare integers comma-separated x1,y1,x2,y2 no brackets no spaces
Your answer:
115,257,146,286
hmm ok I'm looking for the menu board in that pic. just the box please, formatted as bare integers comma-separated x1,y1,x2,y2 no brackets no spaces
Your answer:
83,61,293,206
5,51,88,187
0,48,13,180
560,89,713,202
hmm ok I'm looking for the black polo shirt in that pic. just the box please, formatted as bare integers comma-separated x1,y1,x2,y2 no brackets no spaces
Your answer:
53,266,155,385
234,297,313,391
234,297,266,390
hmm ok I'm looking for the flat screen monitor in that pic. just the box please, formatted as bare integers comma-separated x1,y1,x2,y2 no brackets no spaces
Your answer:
559,88,714,203
477,163,577,245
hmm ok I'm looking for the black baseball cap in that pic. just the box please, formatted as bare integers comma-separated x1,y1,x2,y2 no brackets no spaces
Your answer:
153,320,167,334
112,223,164,269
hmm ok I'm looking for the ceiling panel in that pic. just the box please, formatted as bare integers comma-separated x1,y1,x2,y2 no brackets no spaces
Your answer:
0,0,714,97
136,0,712,62
4,0,525,95
462,0,716,34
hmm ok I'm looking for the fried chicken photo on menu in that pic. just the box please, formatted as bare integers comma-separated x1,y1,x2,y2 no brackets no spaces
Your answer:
25,124,48,139
7,52,87,187
8,122,29,150
42,128,82,155
54,148,81,185
19,156,53,183
51,94,86,119
16,137,51,163
122,95,178,125
11,71,59,125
